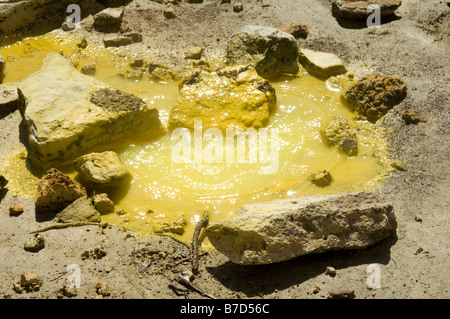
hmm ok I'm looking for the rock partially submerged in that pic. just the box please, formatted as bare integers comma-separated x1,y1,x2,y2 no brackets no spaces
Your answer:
35,168,86,214
169,65,277,130
226,25,299,77
19,53,165,167
74,151,132,187
341,73,407,122
331,0,402,19
205,192,397,265
153,213,187,235
320,116,358,156
298,49,347,79
93,193,115,214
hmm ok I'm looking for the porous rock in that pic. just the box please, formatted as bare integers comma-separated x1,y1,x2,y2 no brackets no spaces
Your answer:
35,168,86,214
205,192,397,265
341,73,407,122
320,116,357,151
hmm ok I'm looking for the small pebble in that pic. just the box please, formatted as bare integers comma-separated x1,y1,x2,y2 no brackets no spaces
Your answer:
9,199,24,216
325,266,336,277
233,3,243,12
24,234,45,252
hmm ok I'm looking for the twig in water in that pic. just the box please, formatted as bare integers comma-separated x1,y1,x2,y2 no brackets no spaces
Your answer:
191,210,209,274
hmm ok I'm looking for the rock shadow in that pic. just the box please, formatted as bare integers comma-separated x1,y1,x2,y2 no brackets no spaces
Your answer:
332,12,402,30
206,234,397,297
0,187,8,202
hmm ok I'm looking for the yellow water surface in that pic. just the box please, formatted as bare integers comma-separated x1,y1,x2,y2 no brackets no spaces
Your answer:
0,32,394,244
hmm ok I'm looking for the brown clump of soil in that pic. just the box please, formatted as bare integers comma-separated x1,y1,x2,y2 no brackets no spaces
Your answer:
342,74,407,122
89,88,146,113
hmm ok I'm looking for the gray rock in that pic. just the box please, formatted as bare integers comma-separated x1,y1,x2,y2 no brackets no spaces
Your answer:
57,197,101,223
331,0,402,19
0,83,26,117
74,151,132,187
338,137,358,156
93,193,115,214
205,192,397,265
185,46,203,60
94,7,124,32
298,48,347,79
226,25,299,77
103,34,133,48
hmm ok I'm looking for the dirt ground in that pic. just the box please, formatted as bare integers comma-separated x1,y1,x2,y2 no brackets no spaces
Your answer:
0,0,449,300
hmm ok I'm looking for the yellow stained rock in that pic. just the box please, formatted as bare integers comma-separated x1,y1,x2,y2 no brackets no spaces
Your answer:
169,65,276,131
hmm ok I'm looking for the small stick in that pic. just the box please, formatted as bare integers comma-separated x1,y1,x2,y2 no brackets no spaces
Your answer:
28,222,102,234
178,272,215,299
191,210,209,274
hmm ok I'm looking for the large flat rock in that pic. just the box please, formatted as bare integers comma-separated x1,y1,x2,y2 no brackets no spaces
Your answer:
298,48,347,79
205,192,397,265
331,0,403,19
19,52,165,168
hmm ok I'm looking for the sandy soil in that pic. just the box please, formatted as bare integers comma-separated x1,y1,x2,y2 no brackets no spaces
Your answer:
0,0,449,300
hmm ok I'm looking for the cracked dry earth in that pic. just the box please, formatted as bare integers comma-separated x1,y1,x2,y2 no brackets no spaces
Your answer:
0,0,449,299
